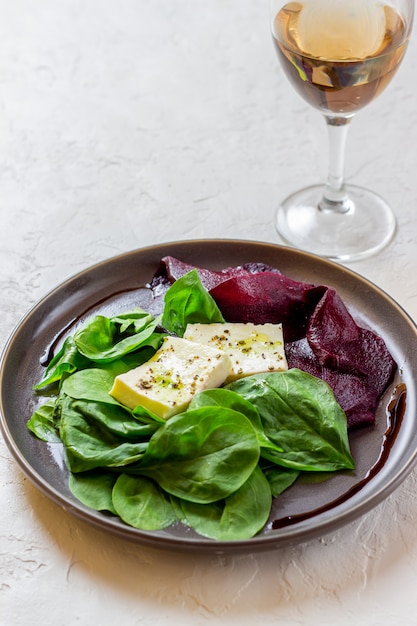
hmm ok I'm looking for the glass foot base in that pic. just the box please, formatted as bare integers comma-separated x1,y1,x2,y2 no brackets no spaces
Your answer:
275,184,396,262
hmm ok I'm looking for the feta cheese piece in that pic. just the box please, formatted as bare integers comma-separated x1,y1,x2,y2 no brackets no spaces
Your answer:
184,322,288,382
109,336,232,419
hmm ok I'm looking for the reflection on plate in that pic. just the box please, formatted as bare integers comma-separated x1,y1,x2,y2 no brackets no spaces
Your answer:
1,239,417,553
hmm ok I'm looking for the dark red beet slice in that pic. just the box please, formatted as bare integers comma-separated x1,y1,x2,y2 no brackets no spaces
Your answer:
307,288,366,374
304,288,396,426
149,256,281,292
210,273,326,342
323,370,378,430
358,328,397,398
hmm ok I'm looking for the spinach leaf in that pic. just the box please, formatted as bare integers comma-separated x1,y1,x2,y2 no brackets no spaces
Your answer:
132,404,166,425
65,398,159,439
112,474,177,531
108,309,156,334
176,466,272,540
27,399,61,442
137,407,260,503
34,311,162,391
59,396,148,472
61,368,122,405
262,464,301,497
74,311,162,363
227,368,354,472
189,388,285,454
33,336,90,390
189,388,264,434
69,470,118,514
161,269,225,336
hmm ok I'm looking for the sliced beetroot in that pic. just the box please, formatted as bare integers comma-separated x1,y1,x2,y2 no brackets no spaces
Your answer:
307,288,368,375
305,287,396,417
210,273,326,342
323,370,378,429
285,337,322,379
358,328,397,398
150,256,281,292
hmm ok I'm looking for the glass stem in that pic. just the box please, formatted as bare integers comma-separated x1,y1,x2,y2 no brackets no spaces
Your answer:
319,115,353,214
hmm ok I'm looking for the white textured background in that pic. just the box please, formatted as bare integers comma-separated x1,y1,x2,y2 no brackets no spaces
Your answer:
1,1,417,625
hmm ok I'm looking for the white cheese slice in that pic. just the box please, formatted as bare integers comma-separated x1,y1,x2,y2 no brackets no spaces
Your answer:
184,322,288,382
109,335,232,419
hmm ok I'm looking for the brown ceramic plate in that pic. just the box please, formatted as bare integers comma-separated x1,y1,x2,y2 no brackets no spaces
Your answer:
1,240,417,552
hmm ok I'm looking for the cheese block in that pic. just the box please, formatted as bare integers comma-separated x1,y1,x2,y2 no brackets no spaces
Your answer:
109,336,232,419
184,322,288,382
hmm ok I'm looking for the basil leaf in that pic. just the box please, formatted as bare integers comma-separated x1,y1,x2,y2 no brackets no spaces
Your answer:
137,407,260,503
161,269,225,336
228,369,354,472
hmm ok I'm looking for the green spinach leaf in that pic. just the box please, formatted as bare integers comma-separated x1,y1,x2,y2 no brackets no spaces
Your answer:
27,399,61,442
74,311,162,362
59,396,148,472
227,368,354,472
109,309,155,334
112,474,177,530
33,336,90,390
62,368,122,405
189,388,285,453
66,397,159,439
262,464,301,497
137,407,260,503
176,466,272,540
69,470,118,514
161,269,225,336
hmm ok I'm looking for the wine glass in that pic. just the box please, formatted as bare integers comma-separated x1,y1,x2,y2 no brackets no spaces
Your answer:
270,0,414,261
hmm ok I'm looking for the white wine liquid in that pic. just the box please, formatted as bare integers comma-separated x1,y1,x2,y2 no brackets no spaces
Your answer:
272,1,409,114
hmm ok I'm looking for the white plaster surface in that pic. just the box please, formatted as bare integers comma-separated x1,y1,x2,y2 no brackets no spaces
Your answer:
1,1,417,625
